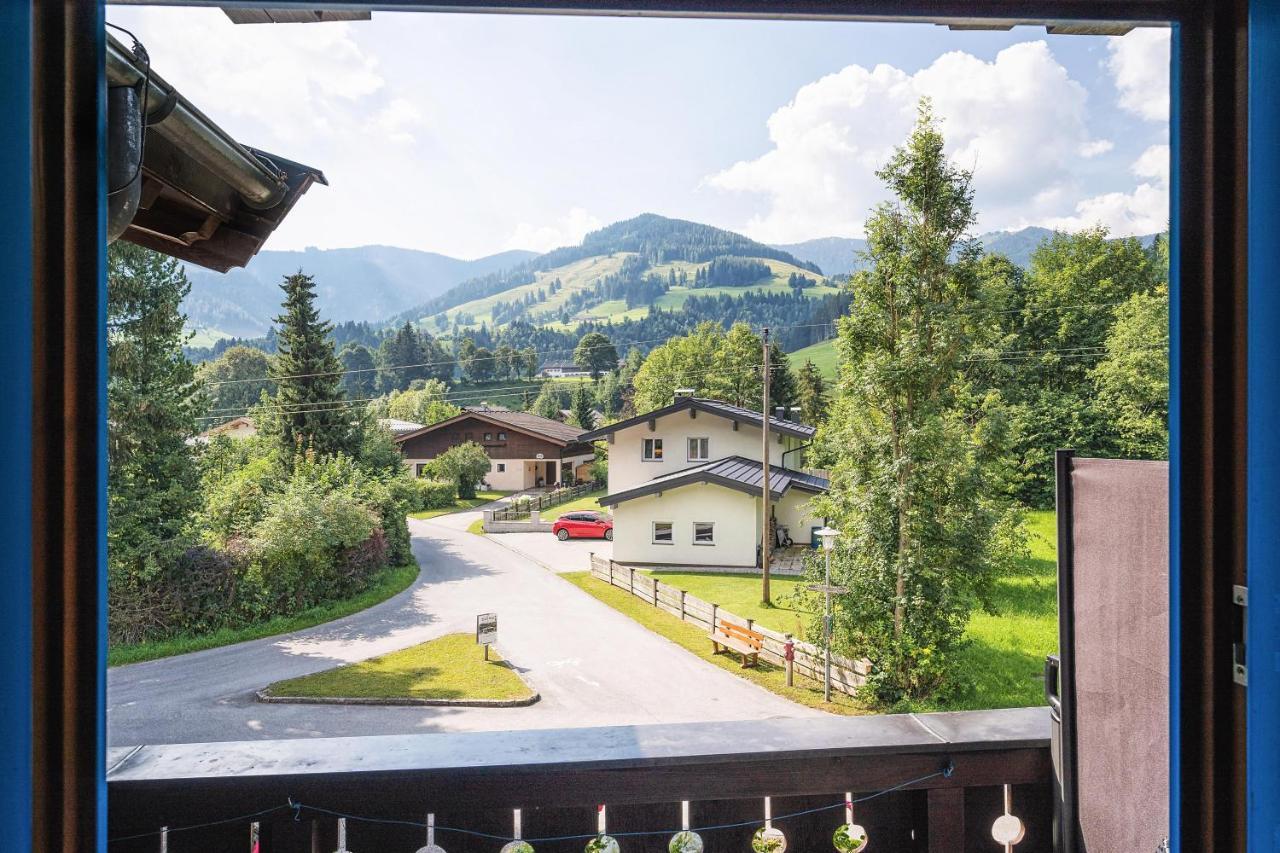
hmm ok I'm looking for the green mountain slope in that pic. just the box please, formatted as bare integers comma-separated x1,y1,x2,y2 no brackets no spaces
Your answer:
400,213,830,333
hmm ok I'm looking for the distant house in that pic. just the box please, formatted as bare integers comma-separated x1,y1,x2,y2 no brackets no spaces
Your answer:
395,407,595,490
377,418,425,436
193,416,257,444
578,396,828,568
539,361,591,378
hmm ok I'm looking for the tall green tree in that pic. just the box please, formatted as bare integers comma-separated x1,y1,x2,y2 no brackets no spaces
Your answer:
385,379,461,426
1001,227,1161,504
530,383,563,420
339,343,378,398
768,342,798,412
197,345,273,417
570,383,596,429
1090,284,1169,458
811,101,1022,703
795,360,829,426
271,272,354,458
107,243,203,626
574,331,620,380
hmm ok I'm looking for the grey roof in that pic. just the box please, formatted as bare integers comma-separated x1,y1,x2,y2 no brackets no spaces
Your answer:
598,456,829,507
579,397,815,442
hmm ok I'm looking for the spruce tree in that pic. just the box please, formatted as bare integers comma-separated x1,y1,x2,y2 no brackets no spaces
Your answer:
107,243,202,636
271,272,353,458
570,383,595,428
768,343,798,411
795,359,829,426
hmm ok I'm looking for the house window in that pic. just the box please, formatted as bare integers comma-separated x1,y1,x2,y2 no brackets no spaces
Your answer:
496,463,506,473
693,522,715,545
688,437,709,461
652,521,673,544
484,432,493,441
643,438,664,461
416,463,429,477
498,432,507,440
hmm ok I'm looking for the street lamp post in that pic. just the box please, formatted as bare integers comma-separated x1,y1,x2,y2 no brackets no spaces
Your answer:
811,526,842,702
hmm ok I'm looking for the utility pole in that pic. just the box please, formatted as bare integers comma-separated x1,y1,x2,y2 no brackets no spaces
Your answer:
761,327,771,605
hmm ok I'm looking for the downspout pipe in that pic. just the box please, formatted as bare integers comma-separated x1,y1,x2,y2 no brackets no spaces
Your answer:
105,33,287,210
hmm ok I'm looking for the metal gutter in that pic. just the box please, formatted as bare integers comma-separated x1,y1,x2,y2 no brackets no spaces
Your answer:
105,33,286,209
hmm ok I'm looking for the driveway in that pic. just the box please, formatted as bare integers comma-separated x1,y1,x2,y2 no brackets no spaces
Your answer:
108,506,820,746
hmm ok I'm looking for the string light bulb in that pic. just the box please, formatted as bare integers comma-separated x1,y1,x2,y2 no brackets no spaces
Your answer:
414,813,446,853
500,809,534,853
668,801,703,853
832,793,868,851
990,785,1025,850
334,818,353,853
585,804,619,853
751,797,787,853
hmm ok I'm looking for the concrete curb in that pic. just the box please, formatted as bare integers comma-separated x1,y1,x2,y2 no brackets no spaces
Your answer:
254,689,541,708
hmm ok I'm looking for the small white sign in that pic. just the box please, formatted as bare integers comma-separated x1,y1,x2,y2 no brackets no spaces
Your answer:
477,612,498,645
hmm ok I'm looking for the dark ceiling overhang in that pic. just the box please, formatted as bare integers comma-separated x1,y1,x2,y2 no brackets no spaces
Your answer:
106,32,327,272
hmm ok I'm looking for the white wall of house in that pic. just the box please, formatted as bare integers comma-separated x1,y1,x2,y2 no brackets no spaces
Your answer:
773,489,823,548
611,484,760,567
606,411,805,493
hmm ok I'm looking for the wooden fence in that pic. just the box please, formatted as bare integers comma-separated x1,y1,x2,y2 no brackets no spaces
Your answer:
492,481,601,521
589,554,869,697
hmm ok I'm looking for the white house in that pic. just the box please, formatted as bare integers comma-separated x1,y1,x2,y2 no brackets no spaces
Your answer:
192,416,257,444
538,361,592,378
578,396,828,568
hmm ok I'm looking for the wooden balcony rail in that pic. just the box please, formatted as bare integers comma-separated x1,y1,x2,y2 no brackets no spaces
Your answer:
106,708,1053,852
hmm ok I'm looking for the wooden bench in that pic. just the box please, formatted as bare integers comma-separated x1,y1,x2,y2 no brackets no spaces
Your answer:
709,619,765,668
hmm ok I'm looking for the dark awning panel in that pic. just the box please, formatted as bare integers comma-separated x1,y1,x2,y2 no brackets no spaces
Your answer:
107,32,326,272
599,456,829,507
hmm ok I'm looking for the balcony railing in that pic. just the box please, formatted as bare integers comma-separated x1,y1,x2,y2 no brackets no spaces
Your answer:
106,707,1052,852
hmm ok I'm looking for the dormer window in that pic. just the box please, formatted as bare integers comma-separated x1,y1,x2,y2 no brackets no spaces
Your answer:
643,438,664,461
687,437,709,461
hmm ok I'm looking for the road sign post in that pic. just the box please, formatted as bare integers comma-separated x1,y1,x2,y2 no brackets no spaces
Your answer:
476,612,497,661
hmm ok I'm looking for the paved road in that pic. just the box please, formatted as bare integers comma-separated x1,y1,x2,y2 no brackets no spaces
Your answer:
108,507,821,746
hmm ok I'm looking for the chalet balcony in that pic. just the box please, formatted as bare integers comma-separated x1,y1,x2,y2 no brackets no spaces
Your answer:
106,707,1052,852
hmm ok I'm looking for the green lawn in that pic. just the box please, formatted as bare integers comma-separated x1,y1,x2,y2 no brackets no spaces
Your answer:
596,509,1059,712
788,338,839,381
934,509,1058,711
261,633,534,702
643,570,812,638
108,562,420,667
560,572,868,714
410,490,511,520
545,488,607,516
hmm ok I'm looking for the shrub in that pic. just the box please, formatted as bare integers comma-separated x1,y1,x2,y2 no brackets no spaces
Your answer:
248,476,382,613
423,441,491,500
411,478,457,511
108,545,244,645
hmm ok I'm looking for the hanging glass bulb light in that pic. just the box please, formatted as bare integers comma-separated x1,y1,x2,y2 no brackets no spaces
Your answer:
500,809,534,853
414,813,446,853
585,804,620,853
334,818,354,853
668,801,703,853
751,797,787,853
832,793,868,852
990,785,1025,851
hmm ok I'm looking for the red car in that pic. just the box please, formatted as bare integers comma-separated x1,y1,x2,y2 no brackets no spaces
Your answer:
552,511,613,541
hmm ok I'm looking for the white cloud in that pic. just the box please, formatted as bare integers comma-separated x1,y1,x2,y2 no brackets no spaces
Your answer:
704,41,1105,242
505,207,602,253
371,97,425,145
1107,28,1171,122
1079,139,1115,158
112,7,392,146
1044,144,1169,235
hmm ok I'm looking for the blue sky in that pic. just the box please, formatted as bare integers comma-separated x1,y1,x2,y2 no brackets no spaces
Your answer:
109,8,1169,258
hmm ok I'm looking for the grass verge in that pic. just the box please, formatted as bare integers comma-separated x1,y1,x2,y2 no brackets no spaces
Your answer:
107,562,420,668
644,570,812,638
546,488,607,516
467,517,485,535
410,490,512,520
595,508,1058,712
560,572,868,714
261,633,534,702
